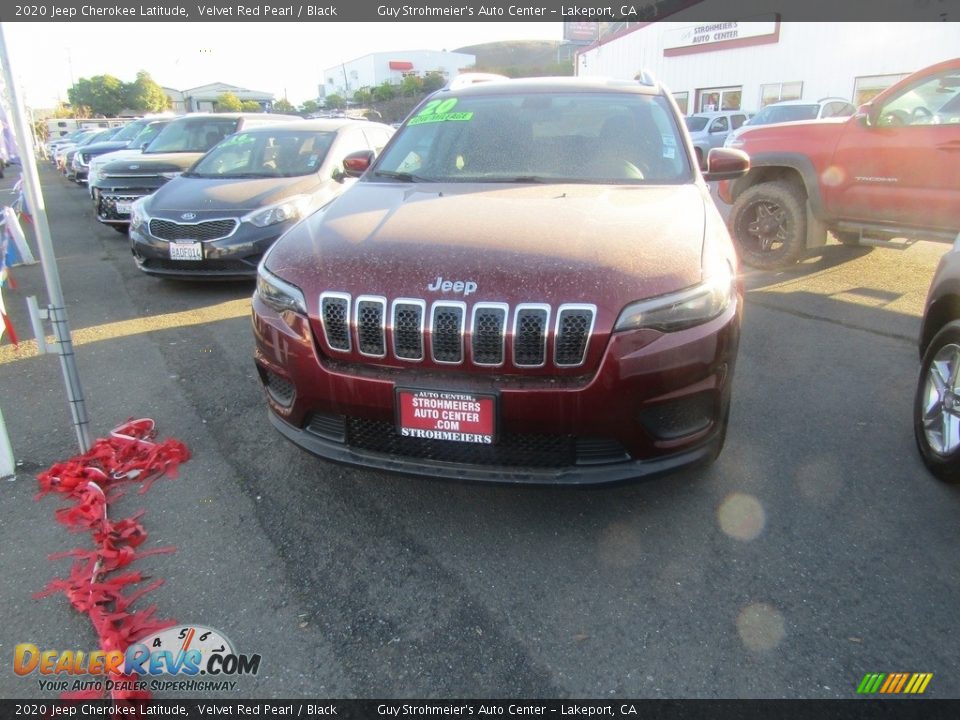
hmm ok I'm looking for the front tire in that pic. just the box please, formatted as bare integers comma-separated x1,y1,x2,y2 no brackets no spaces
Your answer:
914,320,960,483
729,180,807,270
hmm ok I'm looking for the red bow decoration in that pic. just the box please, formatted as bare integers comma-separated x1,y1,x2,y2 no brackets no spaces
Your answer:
34,419,190,703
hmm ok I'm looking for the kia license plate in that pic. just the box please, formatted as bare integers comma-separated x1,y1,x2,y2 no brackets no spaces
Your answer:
396,388,497,444
169,242,202,261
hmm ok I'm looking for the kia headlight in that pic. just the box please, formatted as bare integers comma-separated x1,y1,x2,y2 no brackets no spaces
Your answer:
243,195,311,228
256,265,307,315
129,198,149,230
614,261,737,333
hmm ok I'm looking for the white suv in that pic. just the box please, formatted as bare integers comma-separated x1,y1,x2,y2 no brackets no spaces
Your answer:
725,97,855,148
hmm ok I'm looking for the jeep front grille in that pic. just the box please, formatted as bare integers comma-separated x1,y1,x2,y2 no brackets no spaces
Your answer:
318,292,596,370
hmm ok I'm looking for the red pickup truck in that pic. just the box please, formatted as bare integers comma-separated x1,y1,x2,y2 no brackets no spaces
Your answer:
719,57,960,269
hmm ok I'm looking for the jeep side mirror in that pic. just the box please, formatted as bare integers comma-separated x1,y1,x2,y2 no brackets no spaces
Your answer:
342,150,374,178
702,148,749,181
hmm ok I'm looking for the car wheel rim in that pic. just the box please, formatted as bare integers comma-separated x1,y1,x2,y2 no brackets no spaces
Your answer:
922,343,960,455
741,200,788,254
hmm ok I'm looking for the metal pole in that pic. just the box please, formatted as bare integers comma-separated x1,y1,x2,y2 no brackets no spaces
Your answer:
0,23,92,452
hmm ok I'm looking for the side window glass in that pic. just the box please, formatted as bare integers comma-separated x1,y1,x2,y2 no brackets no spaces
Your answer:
878,69,960,126
731,115,745,129
711,117,729,133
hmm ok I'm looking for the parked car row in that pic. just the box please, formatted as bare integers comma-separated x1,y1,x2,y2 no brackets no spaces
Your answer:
53,111,396,280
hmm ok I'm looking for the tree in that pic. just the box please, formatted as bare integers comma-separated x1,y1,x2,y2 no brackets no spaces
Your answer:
422,72,446,93
371,82,395,103
352,88,372,106
400,75,423,97
124,71,170,113
215,92,243,112
67,75,126,117
273,98,296,114
241,100,263,113
299,99,320,115
324,94,345,110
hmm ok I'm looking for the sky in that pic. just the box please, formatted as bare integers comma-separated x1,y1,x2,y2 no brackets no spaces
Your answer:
5,22,563,109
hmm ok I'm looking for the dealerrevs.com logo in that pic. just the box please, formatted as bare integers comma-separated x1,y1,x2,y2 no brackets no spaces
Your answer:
15,625,261,694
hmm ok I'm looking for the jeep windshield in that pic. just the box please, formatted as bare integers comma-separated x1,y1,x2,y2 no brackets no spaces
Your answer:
186,129,335,179
373,91,692,184
145,118,238,154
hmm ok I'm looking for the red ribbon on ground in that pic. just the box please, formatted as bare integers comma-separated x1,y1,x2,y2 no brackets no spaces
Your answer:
34,418,190,701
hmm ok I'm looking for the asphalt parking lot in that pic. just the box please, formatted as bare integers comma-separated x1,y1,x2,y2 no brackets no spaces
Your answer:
1,164,958,699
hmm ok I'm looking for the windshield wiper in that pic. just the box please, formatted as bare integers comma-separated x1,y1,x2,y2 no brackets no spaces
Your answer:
372,170,436,182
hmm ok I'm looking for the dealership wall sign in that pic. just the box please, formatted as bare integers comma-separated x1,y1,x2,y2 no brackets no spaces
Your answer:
663,16,779,57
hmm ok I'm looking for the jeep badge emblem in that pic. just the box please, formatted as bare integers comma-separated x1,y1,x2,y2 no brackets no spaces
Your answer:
427,276,477,296
181,212,197,221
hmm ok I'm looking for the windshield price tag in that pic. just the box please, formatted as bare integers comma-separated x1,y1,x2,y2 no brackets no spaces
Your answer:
396,389,496,444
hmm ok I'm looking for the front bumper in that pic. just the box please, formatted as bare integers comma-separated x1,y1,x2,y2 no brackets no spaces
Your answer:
252,293,741,485
94,178,166,227
130,218,290,279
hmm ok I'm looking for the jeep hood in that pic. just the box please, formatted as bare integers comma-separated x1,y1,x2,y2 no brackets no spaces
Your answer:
266,182,709,315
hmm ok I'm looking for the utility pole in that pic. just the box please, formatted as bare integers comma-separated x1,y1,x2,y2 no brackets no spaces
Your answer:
0,24,92,453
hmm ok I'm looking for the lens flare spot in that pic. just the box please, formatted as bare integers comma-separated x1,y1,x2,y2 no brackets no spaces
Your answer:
737,602,786,652
821,165,846,187
717,493,765,541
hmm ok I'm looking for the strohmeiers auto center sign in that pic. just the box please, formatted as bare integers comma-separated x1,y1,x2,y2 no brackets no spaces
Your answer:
663,18,778,51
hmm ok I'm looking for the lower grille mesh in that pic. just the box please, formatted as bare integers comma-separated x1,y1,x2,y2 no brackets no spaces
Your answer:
347,418,574,467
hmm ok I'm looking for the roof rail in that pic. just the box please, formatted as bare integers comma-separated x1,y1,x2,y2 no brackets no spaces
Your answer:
445,73,510,91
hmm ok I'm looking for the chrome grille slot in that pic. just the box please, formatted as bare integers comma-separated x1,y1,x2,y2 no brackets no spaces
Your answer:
318,294,593,369
355,296,386,358
392,299,425,361
471,303,508,366
430,302,466,364
321,293,351,352
555,305,597,367
513,304,550,367
149,218,238,241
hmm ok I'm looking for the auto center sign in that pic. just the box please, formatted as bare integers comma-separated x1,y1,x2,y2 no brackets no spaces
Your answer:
663,17,779,54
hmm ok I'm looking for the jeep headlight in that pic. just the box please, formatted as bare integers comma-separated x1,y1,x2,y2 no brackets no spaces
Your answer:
243,195,311,228
614,261,736,333
256,265,307,315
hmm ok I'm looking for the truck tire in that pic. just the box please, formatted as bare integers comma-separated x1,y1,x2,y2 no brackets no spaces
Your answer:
729,180,807,270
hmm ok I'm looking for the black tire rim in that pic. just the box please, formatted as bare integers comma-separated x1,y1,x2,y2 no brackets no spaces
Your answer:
737,198,790,255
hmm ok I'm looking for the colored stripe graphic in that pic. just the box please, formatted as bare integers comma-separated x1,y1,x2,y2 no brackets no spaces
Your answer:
858,673,932,694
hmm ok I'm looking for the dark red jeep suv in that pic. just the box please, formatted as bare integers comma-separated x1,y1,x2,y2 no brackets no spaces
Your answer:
251,75,749,484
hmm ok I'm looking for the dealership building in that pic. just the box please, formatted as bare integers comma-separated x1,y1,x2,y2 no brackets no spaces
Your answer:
321,50,476,100
575,20,957,115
